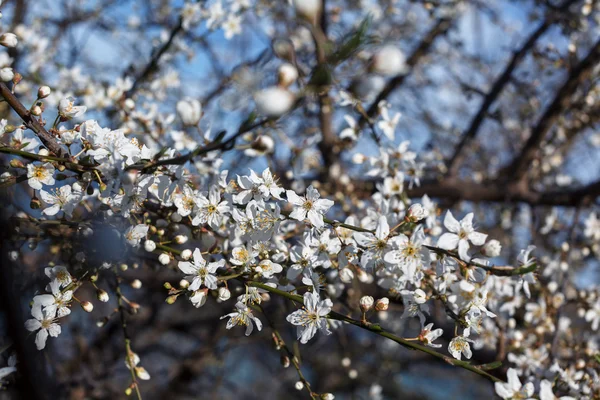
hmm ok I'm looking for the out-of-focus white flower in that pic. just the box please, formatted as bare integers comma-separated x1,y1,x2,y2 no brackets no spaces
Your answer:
0,67,13,81
38,86,51,98
176,98,202,126
293,0,322,23
254,86,295,117
371,45,407,76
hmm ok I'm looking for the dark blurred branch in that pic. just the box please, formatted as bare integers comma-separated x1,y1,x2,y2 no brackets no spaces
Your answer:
445,2,573,176
358,16,454,129
403,177,600,206
124,16,184,98
505,38,600,184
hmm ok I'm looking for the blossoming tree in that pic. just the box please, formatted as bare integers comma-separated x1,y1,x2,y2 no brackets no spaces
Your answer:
0,0,599,399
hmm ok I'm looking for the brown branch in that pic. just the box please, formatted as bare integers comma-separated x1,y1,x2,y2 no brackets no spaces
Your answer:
0,82,69,159
402,177,600,206
505,38,600,184
445,2,574,176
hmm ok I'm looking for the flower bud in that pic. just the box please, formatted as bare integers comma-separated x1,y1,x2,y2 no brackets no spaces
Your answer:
293,0,321,24
375,297,389,311
190,289,207,308
278,63,298,88
144,240,156,252
322,394,335,400
218,287,231,301
371,45,407,76
294,381,304,391
281,355,290,368
359,295,374,312
176,98,202,126
179,279,190,289
158,253,170,265
30,105,42,116
97,289,109,303
163,282,172,290
174,235,188,244
181,249,192,260
0,67,14,82
9,159,25,169
482,239,502,257
406,203,428,222
0,33,18,48
414,289,427,304
81,301,94,312
131,279,142,289
30,196,41,210
339,267,354,283
38,86,51,99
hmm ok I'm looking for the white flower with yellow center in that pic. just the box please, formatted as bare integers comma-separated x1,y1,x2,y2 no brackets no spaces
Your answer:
286,185,334,229
286,291,333,344
27,162,55,190
24,304,61,350
221,302,263,336
178,248,224,291
448,335,473,360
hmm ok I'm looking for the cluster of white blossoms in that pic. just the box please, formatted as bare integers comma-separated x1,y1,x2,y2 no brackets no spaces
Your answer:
1,0,599,398
7,96,598,396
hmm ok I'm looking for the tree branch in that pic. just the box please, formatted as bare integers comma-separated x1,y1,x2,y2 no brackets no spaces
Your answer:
0,82,69,159
505,38,600,183
445,2,573,176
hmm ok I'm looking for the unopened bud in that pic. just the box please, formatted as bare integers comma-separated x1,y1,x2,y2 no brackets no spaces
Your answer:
179,279,190,289
218,287,231,301
482,239,502,257
295,381,304,391
81,301,94,312
406,203,428,222
293,0,321,24
166,295,178,304
0,67,14,82
158,253,170,265
278,63,298,88
375,297,389,311
30,105,42,116
164,282,172,290
181,249,192,260
0,33,18,48
174,235,188,244
30,196,42,209
97,289,109,302
359,295,374,312
144,240,156,252
339,267,354,283
38,86,51,99
322,394,335,400
281,355,290,368
9,159,25,169
131,279,142,289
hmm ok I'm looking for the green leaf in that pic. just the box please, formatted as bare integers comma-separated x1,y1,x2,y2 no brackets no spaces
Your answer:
329,15,378,65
